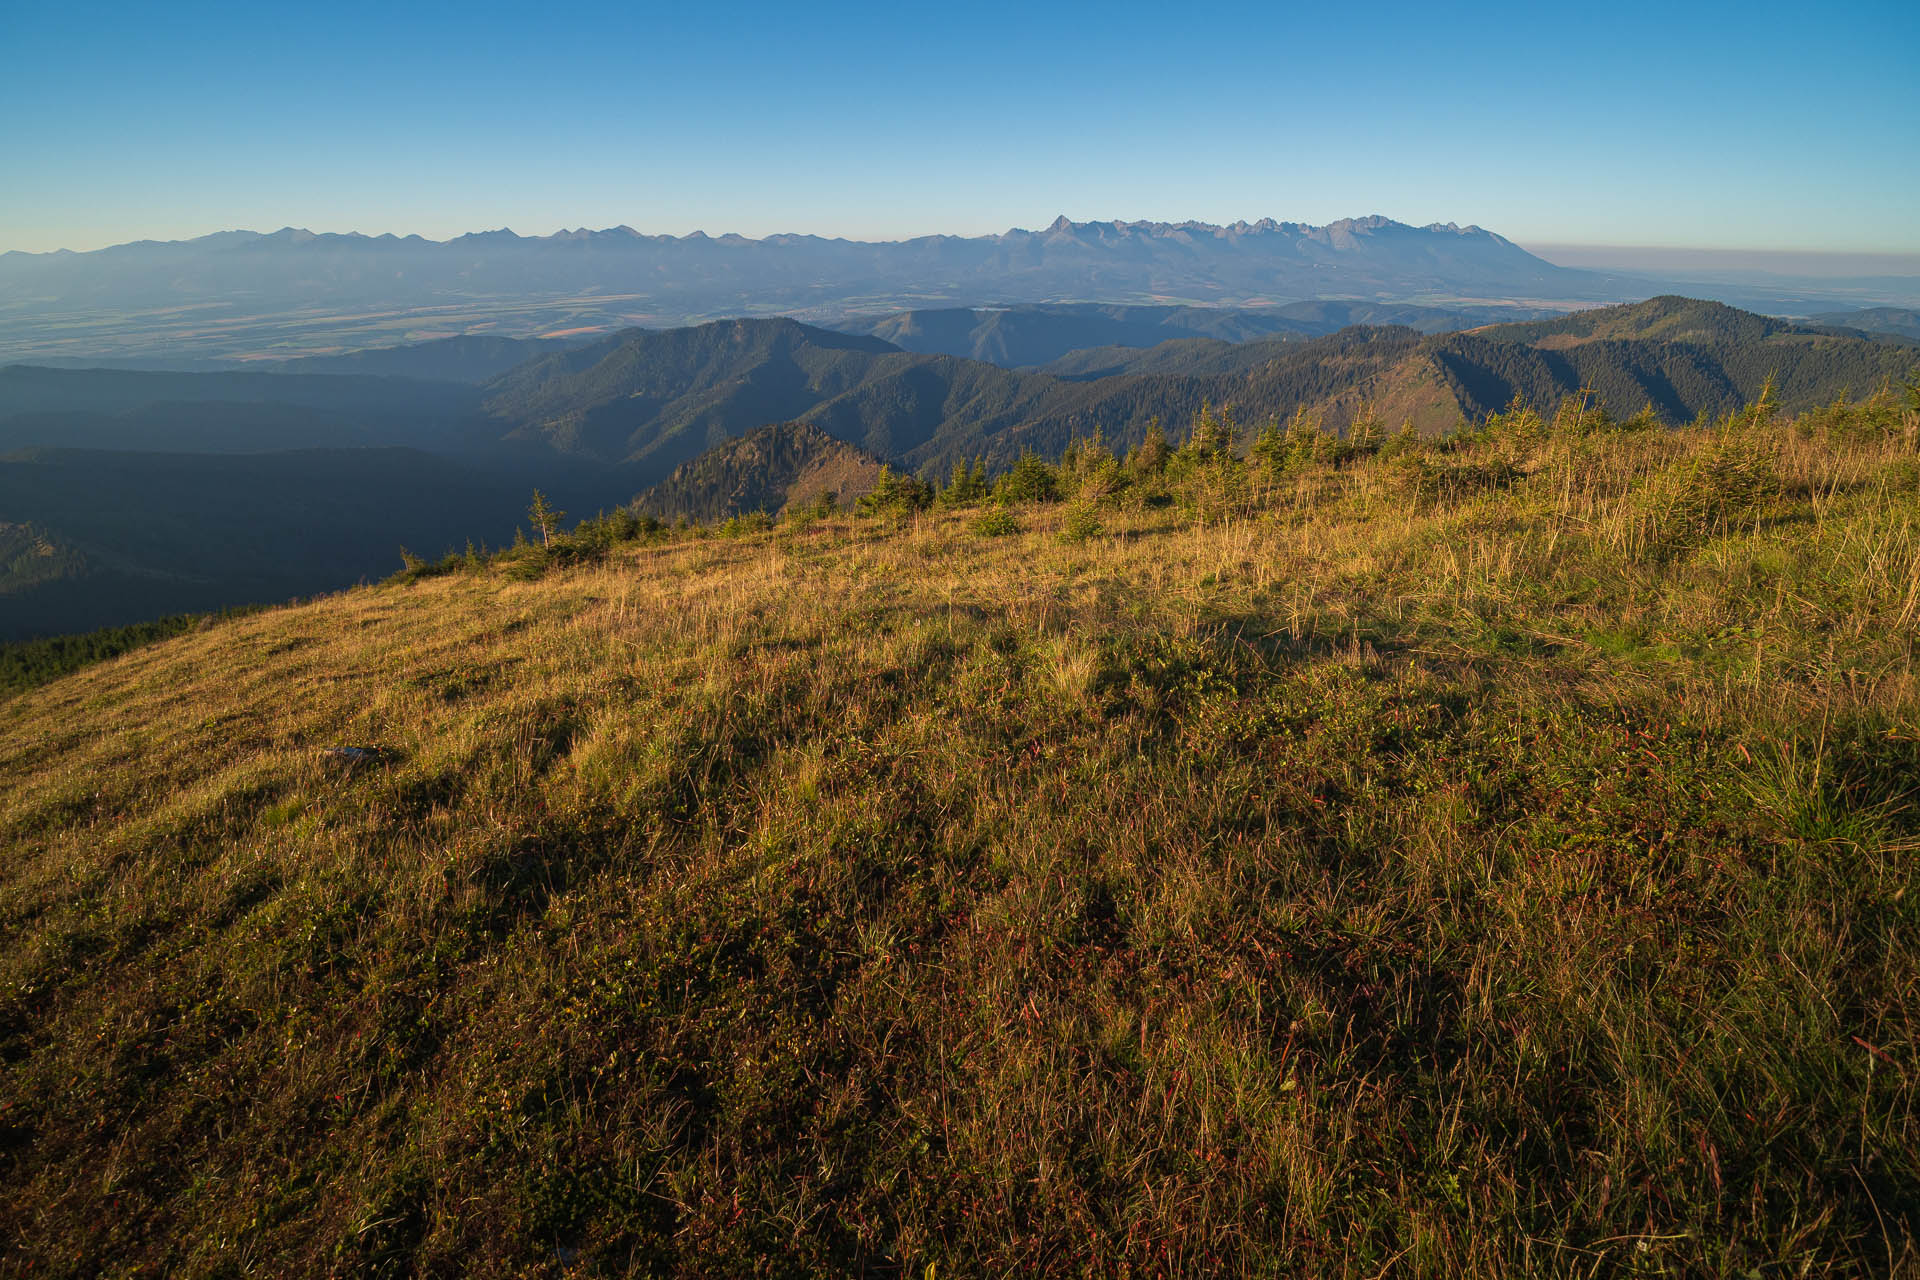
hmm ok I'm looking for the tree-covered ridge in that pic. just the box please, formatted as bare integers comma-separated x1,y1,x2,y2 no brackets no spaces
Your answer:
1473,295,1796,346
470,302,1920,475
0,520,89,599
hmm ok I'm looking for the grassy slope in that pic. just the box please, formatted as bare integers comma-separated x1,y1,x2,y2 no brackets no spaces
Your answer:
3,412,1919,1276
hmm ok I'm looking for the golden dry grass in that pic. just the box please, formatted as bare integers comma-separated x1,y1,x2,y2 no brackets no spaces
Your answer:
3,411,1918,1276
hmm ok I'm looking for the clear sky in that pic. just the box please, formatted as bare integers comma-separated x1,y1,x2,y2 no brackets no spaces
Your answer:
4,0,1916,255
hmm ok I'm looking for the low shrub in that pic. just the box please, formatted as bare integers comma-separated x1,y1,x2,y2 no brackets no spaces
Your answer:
1386,454,1522,508
1627,433,1779,562
972,506,1021,537
1059,501,1104,543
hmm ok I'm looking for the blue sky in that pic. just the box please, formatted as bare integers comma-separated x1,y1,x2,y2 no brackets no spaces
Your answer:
4,0,1916,255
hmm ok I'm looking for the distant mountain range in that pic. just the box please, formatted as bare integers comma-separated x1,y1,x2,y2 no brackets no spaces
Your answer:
0,216,1624,364
0,216,1598,309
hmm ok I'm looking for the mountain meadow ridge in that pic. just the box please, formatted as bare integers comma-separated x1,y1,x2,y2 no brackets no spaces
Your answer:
12,0,1920,1256
4,378,1918,1274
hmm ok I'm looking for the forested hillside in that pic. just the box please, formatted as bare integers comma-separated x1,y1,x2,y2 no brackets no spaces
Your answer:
480,303,1920,474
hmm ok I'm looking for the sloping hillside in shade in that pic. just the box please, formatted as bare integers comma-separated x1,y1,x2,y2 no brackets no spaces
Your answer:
632,421,885,522
0,363,481,419
1036,338,1250,380
472,316,1437,475
480,316,1082,473
0,447,546,641
1038,327,1440,381
0,400,413,455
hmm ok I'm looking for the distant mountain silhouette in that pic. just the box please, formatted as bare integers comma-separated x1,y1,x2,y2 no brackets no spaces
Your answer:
0,216,1596,307
0,216,1624,363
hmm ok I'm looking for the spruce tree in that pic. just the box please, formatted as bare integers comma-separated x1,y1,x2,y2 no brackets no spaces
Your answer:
527,490,565,548
1128,419,1171,476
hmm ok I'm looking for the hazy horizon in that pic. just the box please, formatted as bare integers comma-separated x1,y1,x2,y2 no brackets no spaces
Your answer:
1521,244,1920,280
11,221,1920,278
